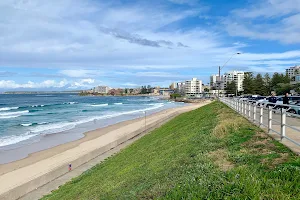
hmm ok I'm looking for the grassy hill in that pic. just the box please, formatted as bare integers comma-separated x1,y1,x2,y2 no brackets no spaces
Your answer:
43,102,300,199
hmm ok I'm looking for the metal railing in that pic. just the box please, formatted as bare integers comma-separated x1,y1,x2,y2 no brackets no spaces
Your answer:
220,97,300,147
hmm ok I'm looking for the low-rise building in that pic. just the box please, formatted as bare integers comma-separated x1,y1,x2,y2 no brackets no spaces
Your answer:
93,86,110,94
151,87,160,95
169,83,176,90
159,88,174,96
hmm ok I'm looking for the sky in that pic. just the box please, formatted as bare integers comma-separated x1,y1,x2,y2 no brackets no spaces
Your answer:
1,0,300,91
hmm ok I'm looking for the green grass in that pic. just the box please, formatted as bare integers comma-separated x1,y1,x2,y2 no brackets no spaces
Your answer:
42,102,300,200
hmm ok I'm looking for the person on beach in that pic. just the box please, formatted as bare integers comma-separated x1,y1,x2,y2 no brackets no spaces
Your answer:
283,93,289,104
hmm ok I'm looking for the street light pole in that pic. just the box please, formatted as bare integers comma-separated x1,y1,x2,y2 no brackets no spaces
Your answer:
218,66,221,98
144,111,146,131
217,52,241,98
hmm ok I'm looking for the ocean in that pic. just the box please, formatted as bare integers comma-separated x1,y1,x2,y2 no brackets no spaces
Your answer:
0,94,184,150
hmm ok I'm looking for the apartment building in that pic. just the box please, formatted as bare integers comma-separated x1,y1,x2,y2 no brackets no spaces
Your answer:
176,82,185,95
184,78,202,97
286,65,300,83
210,74,225,90
223,71,245,92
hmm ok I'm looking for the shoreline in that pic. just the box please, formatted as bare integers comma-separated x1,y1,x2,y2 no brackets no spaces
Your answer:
0,100,181,164
0,101,210,199
0,102,201,175
0,104,178,174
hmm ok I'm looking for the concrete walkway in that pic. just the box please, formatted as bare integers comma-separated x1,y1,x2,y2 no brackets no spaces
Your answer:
242,108,300,154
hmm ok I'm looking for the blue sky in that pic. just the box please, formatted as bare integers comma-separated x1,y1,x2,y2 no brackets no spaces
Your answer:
1,0,300,91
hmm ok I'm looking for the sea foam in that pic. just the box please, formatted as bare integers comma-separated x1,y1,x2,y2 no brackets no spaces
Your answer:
0,107,19,111
91,104,108,107
0,102,166,146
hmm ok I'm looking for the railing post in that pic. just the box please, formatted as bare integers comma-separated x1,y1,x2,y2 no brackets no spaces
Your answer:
268,106,272,133
235,100,237,111
253,103,256,122
241,101,244,114
248,102,251,118
260,106,263,127
244,102,246,116
281,108,286,140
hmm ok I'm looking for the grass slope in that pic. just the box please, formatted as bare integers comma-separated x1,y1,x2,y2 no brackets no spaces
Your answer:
43,102,300,200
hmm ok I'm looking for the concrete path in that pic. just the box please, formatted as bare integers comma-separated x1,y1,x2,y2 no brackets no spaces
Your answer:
242,108,300,154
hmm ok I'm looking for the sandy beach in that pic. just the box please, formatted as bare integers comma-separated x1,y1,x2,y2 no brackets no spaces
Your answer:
0,101,210,200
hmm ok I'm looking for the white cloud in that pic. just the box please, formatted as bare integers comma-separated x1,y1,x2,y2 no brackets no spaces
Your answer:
59,70,102,78
68,78,96,89
0,79,68,89
225,0,300,44
232,0,300,19
0,78,97,89
80,78,95,84
122,83,138,87
0,0,300,88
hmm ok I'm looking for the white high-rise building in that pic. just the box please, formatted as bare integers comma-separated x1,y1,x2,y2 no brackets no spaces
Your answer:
286,65,300,78
286,65,300,83
210,74,225,90
210,74,218,88
184,78,202,96
223,71,245,92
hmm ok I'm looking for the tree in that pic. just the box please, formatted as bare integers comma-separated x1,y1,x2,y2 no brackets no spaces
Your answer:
225,81,237,94
147,85,152,94
275,83,292,95
204,88,209,92
243,72,255,94
282,73,290,83
124,88,128,94
271,73,282,89
254,73,265,95
263,73,272,95
292,83,300,94
141,86,147,94
271,73,291,94
170,93,181,99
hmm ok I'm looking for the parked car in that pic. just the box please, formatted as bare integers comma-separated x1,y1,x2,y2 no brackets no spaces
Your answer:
276,96,300,104
248,96,266,103
286,103,300,115
256,97,271,107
